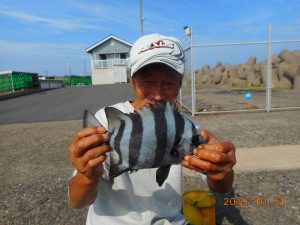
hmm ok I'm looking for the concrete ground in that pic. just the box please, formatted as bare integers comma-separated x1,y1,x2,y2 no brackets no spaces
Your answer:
182,145,300,176
234,145,300,172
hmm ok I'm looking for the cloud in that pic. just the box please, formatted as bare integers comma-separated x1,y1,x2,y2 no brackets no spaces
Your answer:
0,39,90,75
70,1,139,30
70,1,182,33
0,39,86,57
0,7,102,31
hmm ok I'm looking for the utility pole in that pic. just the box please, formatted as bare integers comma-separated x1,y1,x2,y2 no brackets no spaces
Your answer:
66,57,72,76
140,0,144,36
83,60,87,76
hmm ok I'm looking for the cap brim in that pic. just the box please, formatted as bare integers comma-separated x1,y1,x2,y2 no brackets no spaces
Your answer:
131,56,184,77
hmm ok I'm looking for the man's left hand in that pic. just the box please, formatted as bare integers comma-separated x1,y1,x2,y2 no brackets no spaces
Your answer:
181,129,236,193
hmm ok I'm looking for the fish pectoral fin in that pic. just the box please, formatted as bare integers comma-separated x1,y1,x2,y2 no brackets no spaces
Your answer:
109,151,129,178
156,165,171,187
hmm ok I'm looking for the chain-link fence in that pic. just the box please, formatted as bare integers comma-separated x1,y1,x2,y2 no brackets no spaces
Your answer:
178,23,300,115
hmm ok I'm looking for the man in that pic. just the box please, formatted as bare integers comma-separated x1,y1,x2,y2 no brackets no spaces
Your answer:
68,34,236,225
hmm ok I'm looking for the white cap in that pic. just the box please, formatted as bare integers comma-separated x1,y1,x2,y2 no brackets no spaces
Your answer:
129,33,185,77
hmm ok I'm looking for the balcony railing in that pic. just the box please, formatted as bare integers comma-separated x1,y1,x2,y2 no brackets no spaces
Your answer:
92,59,129,69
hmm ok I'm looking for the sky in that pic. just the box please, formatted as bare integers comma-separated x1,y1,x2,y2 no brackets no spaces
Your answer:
0,0,299,76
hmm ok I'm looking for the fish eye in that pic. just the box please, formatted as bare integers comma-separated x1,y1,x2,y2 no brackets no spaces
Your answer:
192,134,200,146
170,148,179,157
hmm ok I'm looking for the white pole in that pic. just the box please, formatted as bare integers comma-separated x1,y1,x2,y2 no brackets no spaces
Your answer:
83,60,87,76
140,0,143,36
266,23,272,112
191,28,195,116
66,57,71,76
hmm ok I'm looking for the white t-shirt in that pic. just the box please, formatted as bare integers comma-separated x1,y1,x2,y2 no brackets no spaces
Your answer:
79,101,203,225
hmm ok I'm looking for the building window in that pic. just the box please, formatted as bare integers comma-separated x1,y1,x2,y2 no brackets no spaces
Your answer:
120,53,126,59
99,54,107,60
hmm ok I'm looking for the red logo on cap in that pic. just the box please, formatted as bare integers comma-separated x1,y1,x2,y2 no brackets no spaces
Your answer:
139,39,174,54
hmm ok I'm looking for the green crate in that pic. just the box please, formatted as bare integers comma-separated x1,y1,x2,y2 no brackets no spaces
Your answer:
63,76,91,86
0,74,14,92
0,71,37,92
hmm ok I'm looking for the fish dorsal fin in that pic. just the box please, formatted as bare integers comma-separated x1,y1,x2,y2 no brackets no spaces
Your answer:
105,107,128,132
83,109,103,128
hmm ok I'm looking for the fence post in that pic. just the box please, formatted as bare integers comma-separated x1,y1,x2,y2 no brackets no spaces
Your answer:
266,23,272,112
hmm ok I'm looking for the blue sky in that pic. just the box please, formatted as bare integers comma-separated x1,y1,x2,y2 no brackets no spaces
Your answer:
0,0,299,76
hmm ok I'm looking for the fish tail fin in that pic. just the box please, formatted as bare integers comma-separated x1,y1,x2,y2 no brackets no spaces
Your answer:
83,109,103,128
156,165,171,186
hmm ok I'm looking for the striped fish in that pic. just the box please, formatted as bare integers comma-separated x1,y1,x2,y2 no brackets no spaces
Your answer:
83,101,207,186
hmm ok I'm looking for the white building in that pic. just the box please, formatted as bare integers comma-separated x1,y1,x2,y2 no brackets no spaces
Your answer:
85,34,132,85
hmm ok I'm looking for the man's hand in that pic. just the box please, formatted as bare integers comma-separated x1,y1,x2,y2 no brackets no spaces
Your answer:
69,126,111,181
68,126,111,208
181,129,236,193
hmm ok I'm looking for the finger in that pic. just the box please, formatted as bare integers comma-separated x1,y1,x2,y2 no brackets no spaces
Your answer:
86,154,107,169
194,149,230,164
181,159,200,171
196,141,234,154
184,155,223,172
72,133,109,157
74,126,107,141
85,158,106,179
81,145,111,166
181,159,219,175
199,129,218,144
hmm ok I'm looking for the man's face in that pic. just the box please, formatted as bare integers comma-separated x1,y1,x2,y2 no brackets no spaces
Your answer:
131,64,181,107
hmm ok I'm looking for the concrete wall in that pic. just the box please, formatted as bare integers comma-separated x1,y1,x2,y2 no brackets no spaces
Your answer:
40,80,63,89
92,69,114,85
92,66,128,85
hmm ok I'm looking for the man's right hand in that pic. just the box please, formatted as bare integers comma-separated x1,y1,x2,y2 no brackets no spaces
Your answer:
69,126,111,182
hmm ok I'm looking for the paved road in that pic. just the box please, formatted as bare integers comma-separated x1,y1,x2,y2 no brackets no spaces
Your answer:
0,84,135,124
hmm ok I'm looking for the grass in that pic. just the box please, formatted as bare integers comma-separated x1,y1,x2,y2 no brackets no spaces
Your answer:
244,105,259,110
237,86,290,91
